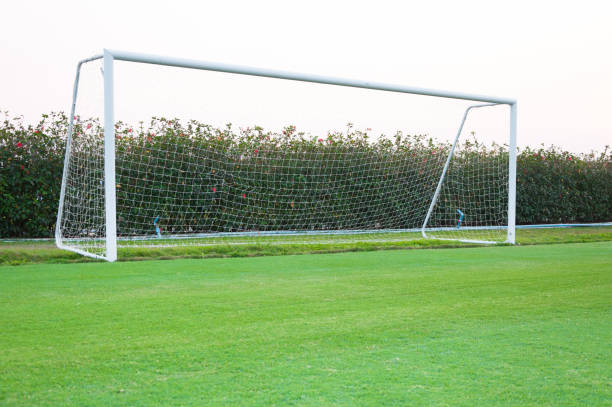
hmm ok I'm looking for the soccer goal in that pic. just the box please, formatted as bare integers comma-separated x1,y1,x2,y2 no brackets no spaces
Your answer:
56,49,517,261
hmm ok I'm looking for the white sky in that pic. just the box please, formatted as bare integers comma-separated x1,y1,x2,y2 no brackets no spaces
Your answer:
2,0,611,153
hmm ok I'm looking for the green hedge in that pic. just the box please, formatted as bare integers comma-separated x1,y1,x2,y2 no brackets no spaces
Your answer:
517,145,611,223
1,113,610,238
0,113,66,238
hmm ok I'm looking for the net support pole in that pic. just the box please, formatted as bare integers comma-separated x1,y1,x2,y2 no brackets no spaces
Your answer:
507,102,518,244
103,50,118,261
55,54,103,252
55,62,83,248
421,103,500,241
421,106,472,239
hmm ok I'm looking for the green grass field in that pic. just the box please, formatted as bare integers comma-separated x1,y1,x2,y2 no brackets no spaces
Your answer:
1,241,611,405
2,226,612,265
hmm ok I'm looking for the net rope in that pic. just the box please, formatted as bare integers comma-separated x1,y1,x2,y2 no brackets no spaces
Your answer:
57,60,510,257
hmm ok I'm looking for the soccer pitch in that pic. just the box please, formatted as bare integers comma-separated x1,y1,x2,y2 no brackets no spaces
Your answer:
1,242,611,406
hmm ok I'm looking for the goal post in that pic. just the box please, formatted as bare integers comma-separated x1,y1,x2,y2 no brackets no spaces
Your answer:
56,49,517,262
508,102,518,244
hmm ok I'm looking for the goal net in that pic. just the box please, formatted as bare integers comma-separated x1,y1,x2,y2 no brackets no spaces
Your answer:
56,50,516,261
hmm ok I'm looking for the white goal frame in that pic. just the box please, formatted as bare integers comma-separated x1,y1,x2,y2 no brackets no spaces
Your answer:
56,49,517,262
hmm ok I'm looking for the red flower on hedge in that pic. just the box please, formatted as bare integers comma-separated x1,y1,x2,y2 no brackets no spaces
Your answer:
20,165,24,170
17,142,22,148
212,187,217,192
318,138,323,142
254,149,258,155
242,193,246,198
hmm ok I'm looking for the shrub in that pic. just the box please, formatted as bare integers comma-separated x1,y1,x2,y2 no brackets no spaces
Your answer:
1,112,610,238
517,145,611,224
0,112,67,237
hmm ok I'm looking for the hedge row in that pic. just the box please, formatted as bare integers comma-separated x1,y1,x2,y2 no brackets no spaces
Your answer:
1,112,610,238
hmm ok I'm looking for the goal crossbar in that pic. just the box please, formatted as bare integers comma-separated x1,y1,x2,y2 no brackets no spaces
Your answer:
56,49,517,262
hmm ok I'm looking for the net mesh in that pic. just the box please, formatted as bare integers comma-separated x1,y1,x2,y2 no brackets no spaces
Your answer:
427,136,509,243
57,59,511,258
112,123,447,246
